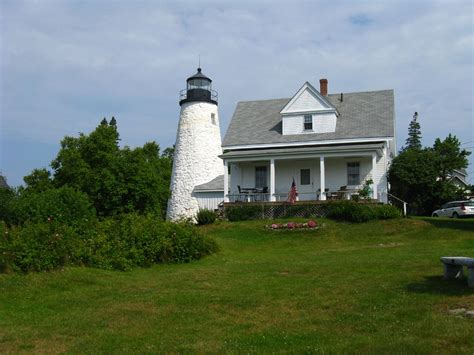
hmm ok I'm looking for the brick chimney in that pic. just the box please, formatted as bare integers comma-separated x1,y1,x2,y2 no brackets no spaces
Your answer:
319,78,328,96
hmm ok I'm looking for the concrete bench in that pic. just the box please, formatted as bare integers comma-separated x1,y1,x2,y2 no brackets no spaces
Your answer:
440,257,474,288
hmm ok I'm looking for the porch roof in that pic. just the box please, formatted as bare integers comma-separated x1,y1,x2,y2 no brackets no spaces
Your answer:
222,89,394,147
220,142,384,160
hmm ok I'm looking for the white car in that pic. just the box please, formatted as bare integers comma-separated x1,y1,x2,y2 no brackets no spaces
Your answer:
432,200,474,218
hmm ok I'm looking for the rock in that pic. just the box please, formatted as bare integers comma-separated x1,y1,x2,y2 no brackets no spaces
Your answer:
465,310,474,318
448,308,466,315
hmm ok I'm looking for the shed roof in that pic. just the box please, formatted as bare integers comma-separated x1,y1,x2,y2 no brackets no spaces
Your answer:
194,175,224,192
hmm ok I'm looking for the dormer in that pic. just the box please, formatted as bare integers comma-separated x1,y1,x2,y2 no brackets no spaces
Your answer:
280,80,338,135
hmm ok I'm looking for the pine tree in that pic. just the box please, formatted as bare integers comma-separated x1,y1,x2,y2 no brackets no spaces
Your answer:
405,112,422,149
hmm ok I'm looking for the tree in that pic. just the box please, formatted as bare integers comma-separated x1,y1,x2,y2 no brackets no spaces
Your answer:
22,168,54,193
388,148,438,215
405,112,422,150
162,145,175,161
46,118,171,217
432,134,470,182
389,133,471,215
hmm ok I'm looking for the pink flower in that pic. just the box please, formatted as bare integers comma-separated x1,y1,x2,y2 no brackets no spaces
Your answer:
271,223,279,229
287,222,295,229
308,220,317,228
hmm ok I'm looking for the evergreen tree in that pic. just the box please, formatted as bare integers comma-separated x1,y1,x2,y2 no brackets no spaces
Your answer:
405,112,422,150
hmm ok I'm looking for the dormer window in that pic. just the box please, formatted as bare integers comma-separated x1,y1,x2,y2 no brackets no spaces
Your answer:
304,115,313,131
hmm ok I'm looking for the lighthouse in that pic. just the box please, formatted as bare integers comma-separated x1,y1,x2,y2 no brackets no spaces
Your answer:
166,68,223,221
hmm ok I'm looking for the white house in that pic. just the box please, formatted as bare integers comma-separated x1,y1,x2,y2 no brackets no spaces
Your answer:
218,79,396,204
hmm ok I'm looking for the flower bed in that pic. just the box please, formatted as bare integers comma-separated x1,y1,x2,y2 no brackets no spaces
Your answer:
266,220,319,230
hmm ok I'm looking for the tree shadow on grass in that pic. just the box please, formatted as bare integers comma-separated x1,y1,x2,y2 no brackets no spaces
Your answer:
406,276,473,296
418,217,474,232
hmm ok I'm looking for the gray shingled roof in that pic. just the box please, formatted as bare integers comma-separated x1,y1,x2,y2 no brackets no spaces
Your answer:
194,175,224,192
222,90,394,147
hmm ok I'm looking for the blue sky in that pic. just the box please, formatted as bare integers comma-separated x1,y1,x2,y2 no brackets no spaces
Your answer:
1,0,473,186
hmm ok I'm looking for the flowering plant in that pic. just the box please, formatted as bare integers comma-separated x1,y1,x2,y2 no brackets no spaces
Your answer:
266,220,319,230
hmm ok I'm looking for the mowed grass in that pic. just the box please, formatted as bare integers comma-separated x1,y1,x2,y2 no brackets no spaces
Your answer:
1,217,473,353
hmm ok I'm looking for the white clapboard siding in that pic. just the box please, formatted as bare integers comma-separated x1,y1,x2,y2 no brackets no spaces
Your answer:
282,113,337,135
285,89,326,112
194,192,224,211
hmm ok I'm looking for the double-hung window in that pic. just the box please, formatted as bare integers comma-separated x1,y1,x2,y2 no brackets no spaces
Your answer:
304,114,313,131
347,162,360,185
255,166,267,188
300,169,311,185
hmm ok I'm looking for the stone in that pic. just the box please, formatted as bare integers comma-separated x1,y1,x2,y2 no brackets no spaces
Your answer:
167,101,223,222
465,311,474,318
448,308,466,315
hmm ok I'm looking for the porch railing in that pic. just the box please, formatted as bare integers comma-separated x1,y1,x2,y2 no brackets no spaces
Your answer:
227,191,372,203
227,193,271,203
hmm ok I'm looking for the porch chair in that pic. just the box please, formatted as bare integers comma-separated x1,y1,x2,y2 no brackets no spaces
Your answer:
336,186,347,200
237,185,245,203
325,188,334,200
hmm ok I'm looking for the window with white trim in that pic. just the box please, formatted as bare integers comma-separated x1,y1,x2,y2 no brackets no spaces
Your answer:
300,169,311,185
255,166,267,188
304,114,313,131
347,162,360,185
211,113,216,125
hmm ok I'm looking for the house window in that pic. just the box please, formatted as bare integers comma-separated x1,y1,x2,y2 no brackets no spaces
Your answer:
211,113,216,125
347,162,360,185
255,166,267,188
304,114,313,131
300,169,311,185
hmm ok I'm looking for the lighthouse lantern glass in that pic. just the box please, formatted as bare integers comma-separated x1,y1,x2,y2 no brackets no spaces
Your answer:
188,78,211,91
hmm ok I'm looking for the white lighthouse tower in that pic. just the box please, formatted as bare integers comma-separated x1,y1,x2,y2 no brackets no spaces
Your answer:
167,68,223,221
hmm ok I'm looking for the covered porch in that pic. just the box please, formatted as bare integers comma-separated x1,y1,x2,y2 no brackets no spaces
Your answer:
220,143,389,204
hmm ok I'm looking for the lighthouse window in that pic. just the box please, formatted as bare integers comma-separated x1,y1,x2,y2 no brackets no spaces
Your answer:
211,113,216,125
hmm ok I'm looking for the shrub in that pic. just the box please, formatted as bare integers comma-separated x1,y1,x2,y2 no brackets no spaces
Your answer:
196,209,217,225
372,204,401,219
0,220,79,273
0,213,218,273
327,201,400,223
225,205,262,221
83,214,218,270
8,187,96,229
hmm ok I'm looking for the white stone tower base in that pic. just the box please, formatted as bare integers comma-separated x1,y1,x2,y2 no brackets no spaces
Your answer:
167,101,223,221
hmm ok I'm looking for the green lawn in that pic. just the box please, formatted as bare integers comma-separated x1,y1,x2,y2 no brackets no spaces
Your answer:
1,217,473,353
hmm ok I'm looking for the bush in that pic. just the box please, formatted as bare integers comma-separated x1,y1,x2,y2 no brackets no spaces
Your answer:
0,220,80,273
8,187,96,229
327,201,400,223
82,214,218,270
196,209,217,225
0,213,219,273
225,205,262,221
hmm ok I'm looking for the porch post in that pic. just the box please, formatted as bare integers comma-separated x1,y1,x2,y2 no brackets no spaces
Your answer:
372,154,378,201
270,158,276,201
320,156,326,200
224,160,229,202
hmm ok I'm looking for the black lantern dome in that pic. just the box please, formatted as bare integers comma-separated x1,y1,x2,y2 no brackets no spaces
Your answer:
179,68,218,106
